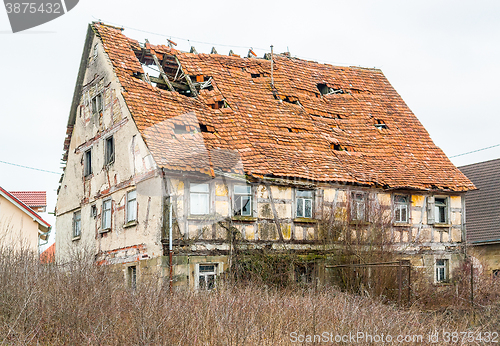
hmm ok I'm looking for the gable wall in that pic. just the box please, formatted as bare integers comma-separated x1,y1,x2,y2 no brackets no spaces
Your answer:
56,33,164,264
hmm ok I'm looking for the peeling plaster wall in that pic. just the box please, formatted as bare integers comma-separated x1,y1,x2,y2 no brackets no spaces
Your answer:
56,34,163,264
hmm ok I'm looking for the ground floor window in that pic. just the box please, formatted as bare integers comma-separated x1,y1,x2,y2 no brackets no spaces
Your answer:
128,266,137,289
436,259,449,283
197,264,218,290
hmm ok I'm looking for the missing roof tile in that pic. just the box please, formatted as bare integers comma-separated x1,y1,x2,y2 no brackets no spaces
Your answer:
317,83,344,96
374,119,388,130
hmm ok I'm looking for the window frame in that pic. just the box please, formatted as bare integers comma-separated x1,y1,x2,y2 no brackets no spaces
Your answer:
196,263,218,290
104,135,115,166
101,198,112,231
434,196,449,224
296,189,314,219
350,191,367,222
126,190,138,224
127,265,137,289
84,148,92,177
393,194,410,224
233,184,253,217
73,210,81,239
91,93,103,115
189,182,210,216
435,259,449,283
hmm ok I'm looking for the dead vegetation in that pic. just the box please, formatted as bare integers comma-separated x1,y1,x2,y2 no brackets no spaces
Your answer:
0,246,499,345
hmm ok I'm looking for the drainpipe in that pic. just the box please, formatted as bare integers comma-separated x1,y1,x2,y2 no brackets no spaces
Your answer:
169,196,173,293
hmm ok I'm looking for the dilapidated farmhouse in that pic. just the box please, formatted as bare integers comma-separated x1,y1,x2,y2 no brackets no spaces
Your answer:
56,22,475,289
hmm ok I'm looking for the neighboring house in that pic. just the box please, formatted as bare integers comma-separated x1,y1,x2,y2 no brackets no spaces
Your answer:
0,186,51,252
10,191,47,213
459,158,500,277
56,22,475,289
40,242,55,263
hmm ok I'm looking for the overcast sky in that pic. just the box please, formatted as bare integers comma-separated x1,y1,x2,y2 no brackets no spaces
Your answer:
1,0,499,241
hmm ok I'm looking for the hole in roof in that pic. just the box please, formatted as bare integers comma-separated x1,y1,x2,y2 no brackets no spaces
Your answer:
283,96,300,105
251,73,261,78
210,100,229,110
199,123,215,133
317,83,344,96
374,119,388,130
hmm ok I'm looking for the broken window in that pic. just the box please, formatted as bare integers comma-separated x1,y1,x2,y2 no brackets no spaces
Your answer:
105,136,115,165
295,263,315,284
394,194,410,223
91,93,103,115
190,183,210,215
73,210,81,238
350,191,367,221
93,44,98,59
436,259,449,283
198,264,217,290
296,190,313,218
233,185,252,217
128,265,137,289
84,149,92,177
435,197,448,224
126,190,137,223
102,198,112,231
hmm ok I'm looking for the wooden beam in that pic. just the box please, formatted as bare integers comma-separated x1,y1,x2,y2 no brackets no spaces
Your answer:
149,76,189,91
145,40,175,92
265,184,285,242
173,56,198,97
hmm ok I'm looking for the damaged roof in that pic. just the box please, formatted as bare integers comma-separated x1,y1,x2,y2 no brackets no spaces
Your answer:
70,22,474,192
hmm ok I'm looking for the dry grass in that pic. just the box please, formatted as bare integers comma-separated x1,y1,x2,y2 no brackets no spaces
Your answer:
0,247,499,345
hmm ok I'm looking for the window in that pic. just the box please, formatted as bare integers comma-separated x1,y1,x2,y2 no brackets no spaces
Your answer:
394,194,410,223
102,198,112,231
92,93,103,114
296,190,313,218
233,185,252,216
128,266,137,289
198,264,217,290
350,191,366,221
436,259,449,282
190,183,209,215
493,269,500,279
73,210,81,238
105,136,115,165
435,197,448,224
126,190,137,223
93,43,98,58
84,149,92,176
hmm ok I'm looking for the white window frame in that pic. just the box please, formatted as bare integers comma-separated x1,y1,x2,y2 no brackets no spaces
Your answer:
296,190,314,219
73,210,81,238
190,183,210,215
101,198,112,231
394,194,410,223
84,148,92,177
195,263,219,290
105,135,115,165
434,197,449,224
233,185,252,217
435,259,449,283
350,191,367,221
126,190,137,223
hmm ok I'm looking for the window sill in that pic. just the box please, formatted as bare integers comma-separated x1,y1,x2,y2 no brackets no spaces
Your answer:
99,228,111,234
124,220,138,228
349,220,370,226
393,223,412,227
84,174,93,180
434,223,452,228
232,215,256,222
72,236,81,241
187,215,217,221
294,218,317,224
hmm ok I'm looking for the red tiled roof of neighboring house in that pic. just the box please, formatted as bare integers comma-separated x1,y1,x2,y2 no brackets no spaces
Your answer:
68,23,474,192
0,186,51,230
459,158,500,244
9,191,46,207
40,242,55,263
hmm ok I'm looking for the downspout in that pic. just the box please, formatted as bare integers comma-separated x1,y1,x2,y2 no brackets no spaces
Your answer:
38,226,51,254
169,195,173,293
